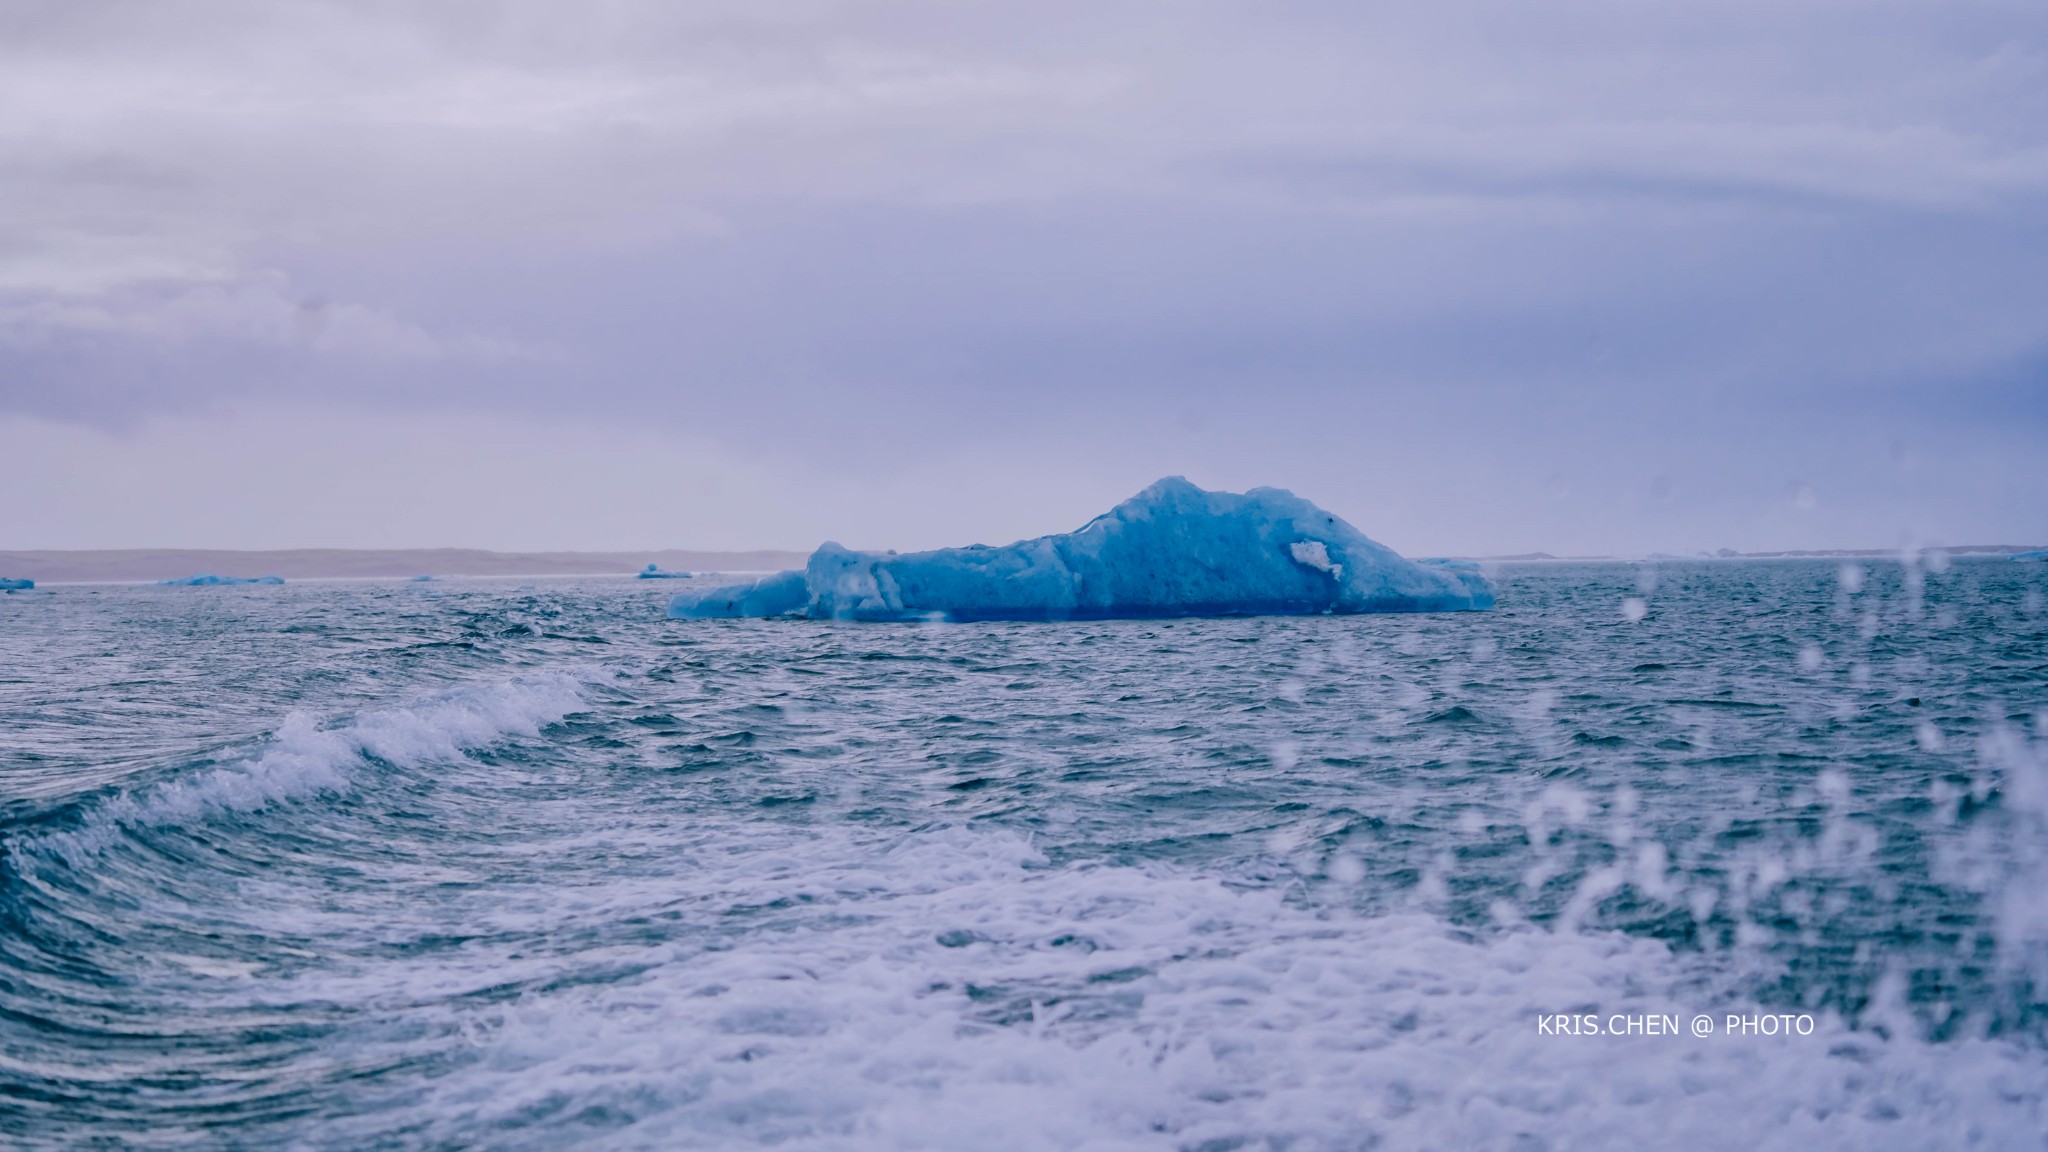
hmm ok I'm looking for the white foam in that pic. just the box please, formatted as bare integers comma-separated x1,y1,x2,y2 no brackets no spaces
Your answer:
339,825,2046,1150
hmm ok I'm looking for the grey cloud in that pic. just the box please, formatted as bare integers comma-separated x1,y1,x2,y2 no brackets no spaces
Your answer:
0,0,2043,550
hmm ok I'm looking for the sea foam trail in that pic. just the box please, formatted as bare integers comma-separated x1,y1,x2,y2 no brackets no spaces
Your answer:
349,826,2042,1151
41,670,598,860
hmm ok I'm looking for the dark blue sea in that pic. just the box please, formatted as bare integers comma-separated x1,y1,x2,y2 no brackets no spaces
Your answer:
2,560,2044,1149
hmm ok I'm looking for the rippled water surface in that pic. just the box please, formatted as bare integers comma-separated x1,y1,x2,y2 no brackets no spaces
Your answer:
2,561,2045,1149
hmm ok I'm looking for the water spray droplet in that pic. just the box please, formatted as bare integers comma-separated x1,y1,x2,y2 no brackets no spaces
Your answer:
1621,598,1648,622
1915,721,1944,753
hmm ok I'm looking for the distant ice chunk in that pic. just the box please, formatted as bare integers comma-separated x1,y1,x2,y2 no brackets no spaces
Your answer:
409,575,437,582
0,577,32,591
637,564,693,580
667,569,810,619
2013,549,2048,563
669,477,1494,622
158,574,285,586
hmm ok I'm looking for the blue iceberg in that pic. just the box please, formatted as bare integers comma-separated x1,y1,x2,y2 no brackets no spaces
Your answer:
159,574,286,586
2012,549,2048,563
637,564,693,579
669,569,810,618
668,477,1494,622
0,577,31,591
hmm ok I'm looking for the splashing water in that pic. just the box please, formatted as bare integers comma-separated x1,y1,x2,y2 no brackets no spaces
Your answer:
0,561,2044,1148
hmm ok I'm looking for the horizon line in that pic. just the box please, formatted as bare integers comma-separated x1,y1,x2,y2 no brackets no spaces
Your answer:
5,543,2044,586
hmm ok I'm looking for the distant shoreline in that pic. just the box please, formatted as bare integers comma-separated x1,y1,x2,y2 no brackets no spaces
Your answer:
0,548,812,584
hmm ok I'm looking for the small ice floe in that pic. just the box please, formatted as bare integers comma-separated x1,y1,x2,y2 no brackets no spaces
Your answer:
158,574,285,586
0,577,31,591
637,564,693,579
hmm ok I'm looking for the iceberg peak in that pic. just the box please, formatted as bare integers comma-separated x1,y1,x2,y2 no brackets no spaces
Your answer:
669,479,1493,622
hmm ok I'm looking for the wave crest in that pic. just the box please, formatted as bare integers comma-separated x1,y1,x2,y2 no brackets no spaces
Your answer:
38,670,598,862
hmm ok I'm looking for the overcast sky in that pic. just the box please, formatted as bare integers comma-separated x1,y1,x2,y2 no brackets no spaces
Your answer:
3,0,2043,555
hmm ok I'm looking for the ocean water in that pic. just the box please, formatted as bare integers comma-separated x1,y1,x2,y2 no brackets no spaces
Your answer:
1,560,2044,1149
